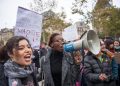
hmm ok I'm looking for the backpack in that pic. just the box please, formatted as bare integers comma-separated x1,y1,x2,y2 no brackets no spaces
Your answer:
0,62,8,86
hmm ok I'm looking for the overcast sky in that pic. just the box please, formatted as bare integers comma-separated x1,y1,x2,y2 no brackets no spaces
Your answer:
0,0,120,29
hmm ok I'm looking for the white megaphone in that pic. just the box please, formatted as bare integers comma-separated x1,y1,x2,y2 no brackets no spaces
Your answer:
63,30,100,55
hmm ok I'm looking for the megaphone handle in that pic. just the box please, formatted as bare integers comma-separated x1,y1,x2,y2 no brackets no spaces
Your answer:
80,30,87,39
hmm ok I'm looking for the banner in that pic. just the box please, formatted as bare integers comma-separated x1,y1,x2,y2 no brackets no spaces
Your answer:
14,7,43,49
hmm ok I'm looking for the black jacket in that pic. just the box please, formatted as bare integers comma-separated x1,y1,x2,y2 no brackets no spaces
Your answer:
0,62,8,86
84,53,116,86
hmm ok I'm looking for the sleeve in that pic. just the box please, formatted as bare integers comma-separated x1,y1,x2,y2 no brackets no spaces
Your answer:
71,63,80,81
36,56,45,81
84,57,101,83
0,64,8,86
111,58,118,79
65,53,80,85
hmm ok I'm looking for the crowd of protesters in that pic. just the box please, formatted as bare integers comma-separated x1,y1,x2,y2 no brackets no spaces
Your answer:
0,33,120,86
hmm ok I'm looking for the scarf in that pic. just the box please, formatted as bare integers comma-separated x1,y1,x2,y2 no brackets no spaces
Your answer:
4,59,36,86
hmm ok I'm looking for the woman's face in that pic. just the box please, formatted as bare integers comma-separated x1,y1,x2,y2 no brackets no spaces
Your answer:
109,44,114,48
10,39,32,67
73,52,82,64
114,41,119,47
51,35,64,52
101,43,106,50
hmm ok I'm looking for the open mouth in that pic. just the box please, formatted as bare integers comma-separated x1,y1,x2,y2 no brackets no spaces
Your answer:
24,54,32,62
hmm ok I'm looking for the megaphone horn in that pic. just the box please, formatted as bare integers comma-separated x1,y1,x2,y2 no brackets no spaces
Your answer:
63,30,100,55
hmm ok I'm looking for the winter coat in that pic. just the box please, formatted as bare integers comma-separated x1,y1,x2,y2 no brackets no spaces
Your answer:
4,60,38,86
33,49,40,68
38,48,78,86
0,62,8,86
84,53,116,86
40,48,47,57
111,58,118,80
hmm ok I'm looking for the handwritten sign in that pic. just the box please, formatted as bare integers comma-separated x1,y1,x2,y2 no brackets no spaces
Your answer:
14,7,43,49
62,24,79,42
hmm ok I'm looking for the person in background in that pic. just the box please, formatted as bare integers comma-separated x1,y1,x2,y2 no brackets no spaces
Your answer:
72,50,82,86
32,49,40,69
83,41,116,86
114,40,120,53
0,46,9,86
105,39,114,53
101,40,118,80
40,42,47,57
1,36,39,86
72,50,82,65
114,40,120,86
32,42,47,69
105,39,120,86
39,33,79,86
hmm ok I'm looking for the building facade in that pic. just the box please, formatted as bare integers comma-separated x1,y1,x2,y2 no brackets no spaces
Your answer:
0,28,14,46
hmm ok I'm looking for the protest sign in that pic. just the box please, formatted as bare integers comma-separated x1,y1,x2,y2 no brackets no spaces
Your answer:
62,24,79,42
15,7,43,49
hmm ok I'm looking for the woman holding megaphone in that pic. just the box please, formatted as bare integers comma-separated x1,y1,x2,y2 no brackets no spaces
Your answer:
38,33,80,86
